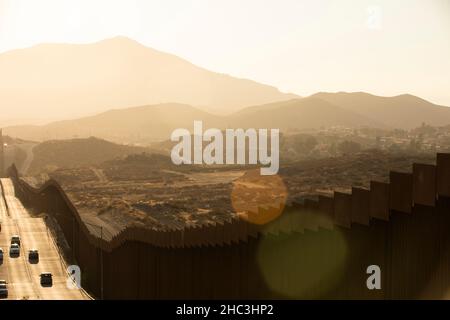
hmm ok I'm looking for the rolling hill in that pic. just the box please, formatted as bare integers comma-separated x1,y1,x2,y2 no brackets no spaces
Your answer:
4,103,223,144
5,93,450,145
27,137,149,173
4,98,380,144
228,97,382,130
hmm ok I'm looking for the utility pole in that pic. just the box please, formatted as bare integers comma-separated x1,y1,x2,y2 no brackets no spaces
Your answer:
72,216,76,262
0,129,4,178
100,226,104,300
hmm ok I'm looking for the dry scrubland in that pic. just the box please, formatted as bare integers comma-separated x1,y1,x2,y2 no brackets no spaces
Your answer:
25,150,435,236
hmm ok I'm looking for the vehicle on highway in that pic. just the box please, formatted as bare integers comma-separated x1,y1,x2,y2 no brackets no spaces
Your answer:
9,243,20,256
11,235,21,246
0,248,3,261
40,272,53,287
28,249,39,263
0,281,7,298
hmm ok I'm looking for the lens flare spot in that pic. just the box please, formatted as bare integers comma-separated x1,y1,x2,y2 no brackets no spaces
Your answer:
257,228,348,299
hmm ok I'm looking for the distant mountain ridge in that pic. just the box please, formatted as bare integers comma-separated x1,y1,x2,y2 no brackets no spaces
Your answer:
227,97,383,129
5,92,450,144
311,92,450,129
0,36,297,120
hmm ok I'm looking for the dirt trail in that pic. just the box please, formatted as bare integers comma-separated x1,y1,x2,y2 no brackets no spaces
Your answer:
91,168,108,183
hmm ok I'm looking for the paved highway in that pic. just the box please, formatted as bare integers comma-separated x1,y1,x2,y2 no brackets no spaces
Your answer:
0,178,89,300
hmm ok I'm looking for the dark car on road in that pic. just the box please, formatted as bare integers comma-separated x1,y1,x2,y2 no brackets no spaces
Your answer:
28,249,39,263
11,235,20,246
40,273,53,287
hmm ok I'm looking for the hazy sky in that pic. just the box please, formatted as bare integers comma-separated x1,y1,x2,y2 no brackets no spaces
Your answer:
1,0,449,106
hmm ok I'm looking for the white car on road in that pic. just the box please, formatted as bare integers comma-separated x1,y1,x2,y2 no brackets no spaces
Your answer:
0,281,7,298
9,243,20,256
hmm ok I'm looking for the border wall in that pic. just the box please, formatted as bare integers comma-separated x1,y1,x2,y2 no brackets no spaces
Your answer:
7,153,450,299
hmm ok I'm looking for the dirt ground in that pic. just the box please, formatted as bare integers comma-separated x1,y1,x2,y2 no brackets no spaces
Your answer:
25,150,435,234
